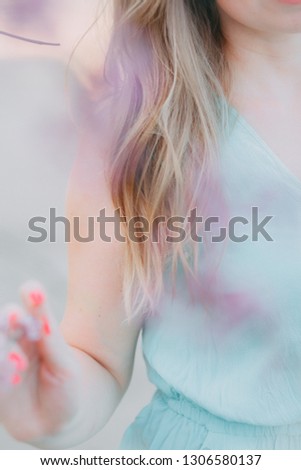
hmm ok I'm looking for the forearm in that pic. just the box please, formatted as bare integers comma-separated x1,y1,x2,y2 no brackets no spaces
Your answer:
29,347,124,450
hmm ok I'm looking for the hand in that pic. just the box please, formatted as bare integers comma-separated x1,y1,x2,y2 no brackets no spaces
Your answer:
0,280,82,443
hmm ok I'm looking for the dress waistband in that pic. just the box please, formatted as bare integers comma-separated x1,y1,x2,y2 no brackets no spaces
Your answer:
155,389,301,437
146,360,301,437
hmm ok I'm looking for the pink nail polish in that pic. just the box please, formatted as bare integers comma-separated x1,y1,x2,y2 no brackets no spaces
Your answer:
29,291,45,307
8,352,27,371
11,374,21,385
41,316,51,336
8,312,19,329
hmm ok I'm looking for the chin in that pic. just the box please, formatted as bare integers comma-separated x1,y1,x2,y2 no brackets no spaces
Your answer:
269,13,301,33
281,21,301,33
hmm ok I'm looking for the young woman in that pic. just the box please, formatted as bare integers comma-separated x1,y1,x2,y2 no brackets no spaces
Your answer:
1,0,301,450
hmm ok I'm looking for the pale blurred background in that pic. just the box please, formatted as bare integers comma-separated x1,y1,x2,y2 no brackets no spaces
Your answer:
0,0,155,449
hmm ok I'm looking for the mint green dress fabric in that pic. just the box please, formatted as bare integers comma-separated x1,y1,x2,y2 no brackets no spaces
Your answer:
119,106,301,449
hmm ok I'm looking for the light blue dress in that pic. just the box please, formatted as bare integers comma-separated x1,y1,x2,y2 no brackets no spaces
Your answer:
119,106,301,449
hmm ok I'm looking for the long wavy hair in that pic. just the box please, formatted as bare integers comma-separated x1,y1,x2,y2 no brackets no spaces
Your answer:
97,0,230,321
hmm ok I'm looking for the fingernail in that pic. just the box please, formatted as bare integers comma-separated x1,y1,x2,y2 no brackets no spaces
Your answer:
11,374,21,385
8,352,28,371
8,311,19,329
41,316,51,336
29,290,45,307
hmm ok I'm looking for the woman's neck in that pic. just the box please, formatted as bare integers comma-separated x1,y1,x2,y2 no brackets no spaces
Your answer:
220,13,301,100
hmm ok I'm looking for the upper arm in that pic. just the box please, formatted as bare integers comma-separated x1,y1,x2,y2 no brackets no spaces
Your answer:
60,132,143,393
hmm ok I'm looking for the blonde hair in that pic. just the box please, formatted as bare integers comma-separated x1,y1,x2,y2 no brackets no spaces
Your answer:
98,0,230,321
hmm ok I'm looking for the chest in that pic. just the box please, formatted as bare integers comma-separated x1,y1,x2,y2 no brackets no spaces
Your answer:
232,100,301,183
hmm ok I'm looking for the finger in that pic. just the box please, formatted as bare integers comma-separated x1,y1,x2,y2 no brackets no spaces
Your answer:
19,280,47,317
20,280,53,342
20,281,75,375
19,280,50,341
0,303,35,342
0,342,29,391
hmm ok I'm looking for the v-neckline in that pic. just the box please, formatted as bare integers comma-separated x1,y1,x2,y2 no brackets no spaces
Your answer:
227,103,301,193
